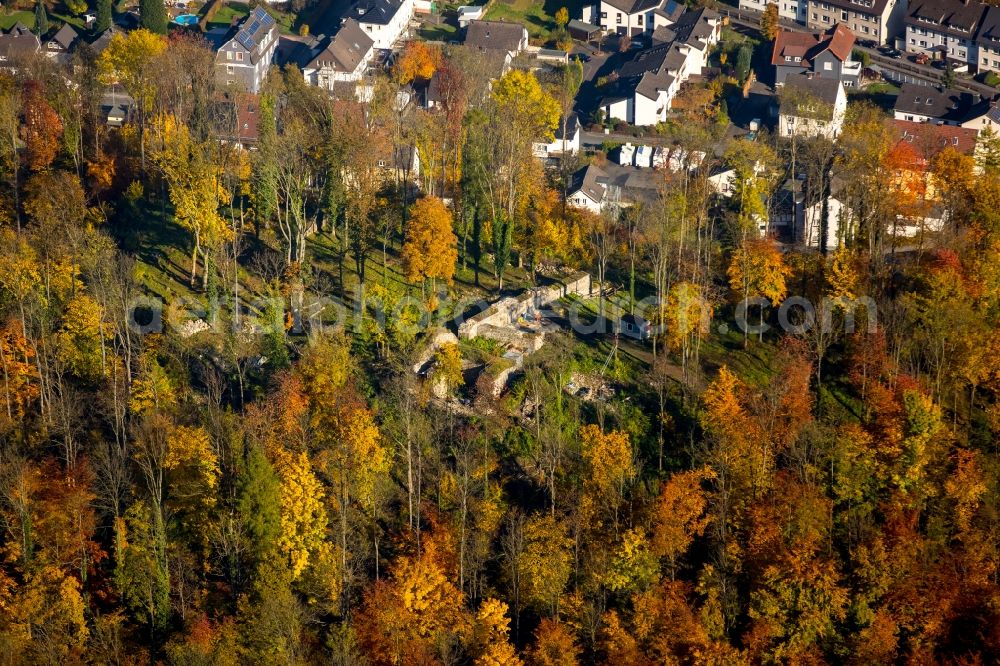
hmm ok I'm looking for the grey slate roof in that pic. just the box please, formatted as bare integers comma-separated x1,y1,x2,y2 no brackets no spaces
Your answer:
47,24,79,52
463,20,525,54
906,0,987,37
304,18,373,73
348,0,405,26
0,24,39,60
780,74,842,118
892,83,983,122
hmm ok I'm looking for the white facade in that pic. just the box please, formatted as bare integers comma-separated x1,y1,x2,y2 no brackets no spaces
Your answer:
355,0,415,50
532,128,581,157
739,0,808,23
905,25,977,65
779,83,847,139
567,189,604,212
582,0,678,35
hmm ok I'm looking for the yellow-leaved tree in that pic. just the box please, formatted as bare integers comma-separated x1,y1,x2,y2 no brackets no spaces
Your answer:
473,598,523,666
55,294,110,381
580,424,635,525
153,115,232,288
272,448,328,580
727,237,791,345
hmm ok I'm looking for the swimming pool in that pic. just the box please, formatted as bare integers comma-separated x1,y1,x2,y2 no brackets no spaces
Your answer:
174,14,199,25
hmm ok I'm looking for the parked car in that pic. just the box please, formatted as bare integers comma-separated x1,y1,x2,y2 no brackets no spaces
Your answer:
932,59,948,70
571,52,590,63
857,39,877,49
880,47,903,59
914,53,930,65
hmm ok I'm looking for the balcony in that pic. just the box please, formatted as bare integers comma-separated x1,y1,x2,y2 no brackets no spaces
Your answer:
842,59,863,78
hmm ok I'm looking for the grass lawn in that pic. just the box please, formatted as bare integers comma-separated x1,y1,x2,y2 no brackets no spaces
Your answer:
0,10,89,33
204,1,249,28
860,81,901,95
418,20,457,42
204,2,296,34
0,11,34,30
484,0,554,41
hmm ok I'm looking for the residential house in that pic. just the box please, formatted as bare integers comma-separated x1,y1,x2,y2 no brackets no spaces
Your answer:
976,6,1000,73
772,24,861,86
891,118,978,232
346,0,415,50
0,24,40,68
904,0,986,66
378,143,421,184
211,93,260,149
532,114,581,158
581,0,686,36
598,7,722,126
892,82,989,123
567,162,662,212
778,73,848,139
88,26,117,56
45,24,78,62
213,7,278,94
806,0,906,46
300,19,375,89
740,0,808,24
457,5,485,28
463,20,528,69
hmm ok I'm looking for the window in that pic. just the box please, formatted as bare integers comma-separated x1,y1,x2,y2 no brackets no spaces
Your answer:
905,115,913,120
227,51,233,60
617,12,622,23
822,15,830,22
227,65,234,74
637,14,642,24
227,79,235,85
601,11,607,17
841,11,847,19
812,12,817,19
236,52,244,61
824,60,832,70
794,56,801,61
785,55,792,61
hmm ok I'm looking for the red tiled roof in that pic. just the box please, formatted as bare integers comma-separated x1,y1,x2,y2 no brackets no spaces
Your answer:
771,24,856,68
826,23,856,62
772,31,821,67
892,119,978,164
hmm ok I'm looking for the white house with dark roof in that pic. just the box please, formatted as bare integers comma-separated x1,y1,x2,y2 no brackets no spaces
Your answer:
214,7,278,94
533,114,581,158
45,24,78,62
347,0,415,50
581,0,686,36
598,7,721,126
778,73,848,139
567,162,662,212
301,19,375,88
463,19,528,70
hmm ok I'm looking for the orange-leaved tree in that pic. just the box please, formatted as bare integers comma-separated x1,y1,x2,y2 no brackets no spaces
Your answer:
402,195,458,298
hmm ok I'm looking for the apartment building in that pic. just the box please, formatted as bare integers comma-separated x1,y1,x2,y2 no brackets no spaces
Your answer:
806,0,906,45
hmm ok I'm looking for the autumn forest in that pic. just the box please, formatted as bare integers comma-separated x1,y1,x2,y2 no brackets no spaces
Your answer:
0,16,1000,666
